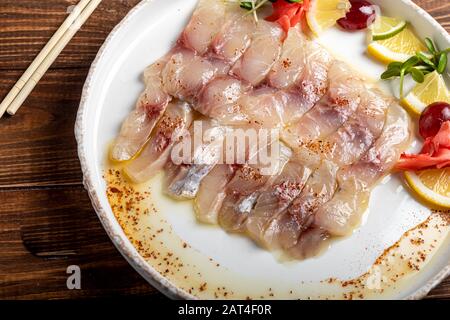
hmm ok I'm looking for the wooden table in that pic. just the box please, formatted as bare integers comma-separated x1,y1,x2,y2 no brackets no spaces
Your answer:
0,0,448,300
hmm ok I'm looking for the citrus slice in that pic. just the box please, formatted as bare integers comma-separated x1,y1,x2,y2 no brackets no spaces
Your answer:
405,168,450,208
371,16,407,41
367,26,426,64
307,0,350,35
401,71,450,116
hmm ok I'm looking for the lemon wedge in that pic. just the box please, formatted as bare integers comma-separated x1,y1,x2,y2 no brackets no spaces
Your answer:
401,71,450,116
405,169,450,208
371,16,407,41
368,26,426,64
307,0,350,35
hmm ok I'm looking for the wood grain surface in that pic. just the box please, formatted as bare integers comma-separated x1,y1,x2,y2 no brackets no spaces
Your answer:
0,0,448,300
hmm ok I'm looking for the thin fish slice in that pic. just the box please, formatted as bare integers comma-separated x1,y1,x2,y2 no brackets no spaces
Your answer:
236,88,314,128
268,27,307,89
197,75,250,123
164,160,189,191
218,143,292,232
281,62,364,151
323,89,389,166
111,57,171,161
166,121,227,199
314,103,411,236
297,40,332,105
162,48,227,102
180,0,226,55
287,227,330,260
194,164,235,224
245,157,312,245
231,20,284,86
211,8,256,64
263,160,338,250
124,101,193,183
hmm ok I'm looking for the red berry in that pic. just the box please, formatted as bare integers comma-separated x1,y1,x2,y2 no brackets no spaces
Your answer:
337,0,376,31
419,102,450,139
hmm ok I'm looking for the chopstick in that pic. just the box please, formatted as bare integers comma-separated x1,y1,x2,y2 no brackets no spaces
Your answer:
0,0,102,118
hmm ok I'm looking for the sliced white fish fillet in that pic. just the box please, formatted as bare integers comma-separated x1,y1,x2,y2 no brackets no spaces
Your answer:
263,160,339,250
166,120,227,199
245,157,312,245
197,75,250,123
268,27,307,89
124,101,193,183
195,164,235,224
218,143,292,232
180,0,226,55
211,9,255,64
314,104,411,236
231,20,284,86
287,227,330,260
111,58,171,161
281,62,364,151
162,48,227,101
323,89,389,166
298,40,332,104
237,88,314,128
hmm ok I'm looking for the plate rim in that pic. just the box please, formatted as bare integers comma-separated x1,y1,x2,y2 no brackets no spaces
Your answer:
75,0,449,300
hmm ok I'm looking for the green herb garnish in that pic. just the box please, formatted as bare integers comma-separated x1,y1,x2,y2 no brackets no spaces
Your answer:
381,38,449,98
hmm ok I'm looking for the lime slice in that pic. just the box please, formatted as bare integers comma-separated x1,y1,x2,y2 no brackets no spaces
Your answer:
368,26,426,64
371,16,407,41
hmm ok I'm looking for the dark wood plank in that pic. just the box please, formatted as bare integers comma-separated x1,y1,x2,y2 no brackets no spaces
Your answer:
0,0,141,71
0,68,85,187
0,187,159,299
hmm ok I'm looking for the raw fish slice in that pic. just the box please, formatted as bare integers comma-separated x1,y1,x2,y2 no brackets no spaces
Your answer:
166,121,227,199
218,144,292,232
277,91,316,127
314,104,411,236
111,58,171,161
180,0,226,55
163,160,189,192
268,27,307,89
211,9,256,64
281,62,364,151
162,48,226,101
287,227,330,260
231,20,284,86
197,76,250,123
245,158,312,245
194,164,235,224
263,160,338,250
297,40,332,105
168,164,216,200
324,89,389,166
124,101,193,183
236,88,314,128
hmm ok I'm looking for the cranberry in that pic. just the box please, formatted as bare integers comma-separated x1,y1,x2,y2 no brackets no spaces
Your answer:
337,0,376,31
419,102,450,139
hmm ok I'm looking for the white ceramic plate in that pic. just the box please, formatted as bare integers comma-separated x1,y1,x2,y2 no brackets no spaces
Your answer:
76,0,450,299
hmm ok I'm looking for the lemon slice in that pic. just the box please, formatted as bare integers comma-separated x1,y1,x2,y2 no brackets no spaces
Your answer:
401,71,450,116
405,169,450,208
368,26,426,64
371,16,407,41
307,0,350,35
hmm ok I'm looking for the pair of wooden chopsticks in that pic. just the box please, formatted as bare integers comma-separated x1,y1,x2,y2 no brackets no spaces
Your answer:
0,0,102,118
